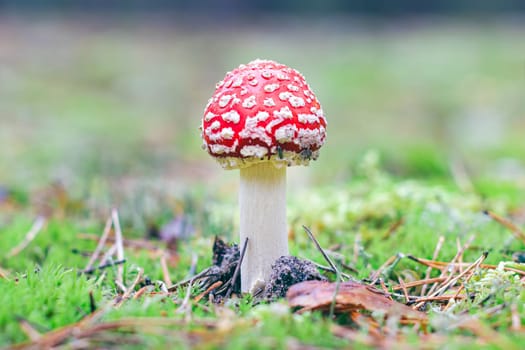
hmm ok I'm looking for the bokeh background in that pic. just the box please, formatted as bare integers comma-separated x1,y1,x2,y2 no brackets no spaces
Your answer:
1,1,524,208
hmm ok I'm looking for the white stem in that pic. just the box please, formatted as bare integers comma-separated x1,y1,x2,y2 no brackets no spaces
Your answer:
239,162,288,293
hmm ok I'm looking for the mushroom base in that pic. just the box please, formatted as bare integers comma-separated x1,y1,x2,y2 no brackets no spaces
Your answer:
239,162,288,293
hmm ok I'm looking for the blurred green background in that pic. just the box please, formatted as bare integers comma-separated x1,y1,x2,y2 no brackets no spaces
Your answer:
1,13,524,200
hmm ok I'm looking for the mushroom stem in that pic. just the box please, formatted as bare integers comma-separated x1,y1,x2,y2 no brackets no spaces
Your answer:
239,162,288,293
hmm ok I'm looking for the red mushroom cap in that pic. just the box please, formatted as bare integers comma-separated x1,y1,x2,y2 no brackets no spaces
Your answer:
201,59,327,169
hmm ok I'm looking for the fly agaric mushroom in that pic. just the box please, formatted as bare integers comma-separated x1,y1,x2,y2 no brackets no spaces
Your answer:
201,59,327,293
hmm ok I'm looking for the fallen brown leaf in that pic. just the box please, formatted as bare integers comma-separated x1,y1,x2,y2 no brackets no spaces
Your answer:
286,280,426,322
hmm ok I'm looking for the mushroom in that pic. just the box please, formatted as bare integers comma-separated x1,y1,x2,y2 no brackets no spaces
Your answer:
201,59,327,293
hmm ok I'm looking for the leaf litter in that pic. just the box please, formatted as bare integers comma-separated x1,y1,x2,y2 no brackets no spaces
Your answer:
3,192,525,348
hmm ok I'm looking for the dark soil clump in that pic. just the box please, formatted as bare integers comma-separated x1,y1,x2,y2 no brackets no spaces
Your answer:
261,256,327,300
205,236,241,296
182,238,326,302
212,236,240,269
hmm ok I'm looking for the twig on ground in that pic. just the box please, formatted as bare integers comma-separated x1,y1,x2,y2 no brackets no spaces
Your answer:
392,277,446,291
406,256,525,276
432,251,487,298
167,268,212,292
397,276,410,304
7,216,46,258
194,281,223,302
414,252,488,309
60,317,217,344
382,217,404,240
157,281,168,293
329,268,342,318
340,262,358,274
11,303,111,349
225,237,248,299
160,254,172,287
456,238,464,274
303,226,342,281
444,284,465,311
115,268,144,307
177,282,194,315
370,254,399,283
17,318,42,341
80,259,126,275
84,216,113,272
379,279,391,298
484,210,525,244
115,280,127,294
77,233,160,251
111,208,125,286
427,235,475,296
421,236,445,296
98,245,117,267
410,295,467,303
133,286,149,300
312,262,352,280
167,254,204,292
447,250,484,307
